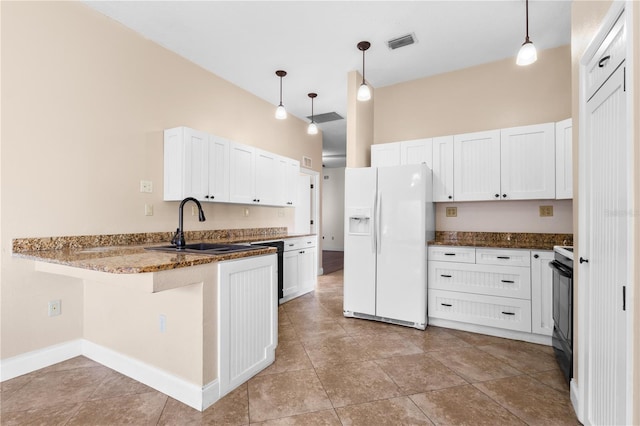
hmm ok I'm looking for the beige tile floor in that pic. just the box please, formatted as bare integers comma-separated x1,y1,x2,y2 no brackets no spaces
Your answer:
0,270,580,425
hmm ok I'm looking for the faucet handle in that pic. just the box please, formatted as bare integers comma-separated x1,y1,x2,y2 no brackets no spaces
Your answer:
171,228,180,246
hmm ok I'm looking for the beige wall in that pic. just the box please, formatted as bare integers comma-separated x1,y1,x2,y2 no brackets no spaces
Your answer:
0,2,322,359
374,45,573,233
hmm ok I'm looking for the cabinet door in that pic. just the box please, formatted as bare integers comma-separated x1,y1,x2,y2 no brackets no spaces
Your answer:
283,250,299,297
285,159,300,206
454,130,500,201
555,119,573,199
500,123,555,200
229,143,255,204
254,149,278,205
371,142,401,167
163,127,209,201
207,136,230,202
298,246,317,293
401,138,433,168
432,136,454,202
531,251,554,336
218,255,277,397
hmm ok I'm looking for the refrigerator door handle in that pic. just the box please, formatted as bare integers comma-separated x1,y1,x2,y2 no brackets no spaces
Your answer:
372,191,377,253
376,191,382,254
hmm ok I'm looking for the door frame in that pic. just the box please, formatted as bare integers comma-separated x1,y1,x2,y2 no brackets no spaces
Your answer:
577,1,635,423
300,167,321,275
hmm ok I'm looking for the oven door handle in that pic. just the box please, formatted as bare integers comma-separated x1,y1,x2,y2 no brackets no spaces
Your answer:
549,260,573,278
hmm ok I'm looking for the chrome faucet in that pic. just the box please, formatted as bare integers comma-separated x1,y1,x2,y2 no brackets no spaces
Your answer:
171,197,206,249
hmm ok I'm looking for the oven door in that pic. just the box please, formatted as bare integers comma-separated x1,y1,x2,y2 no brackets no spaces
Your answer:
550,260,573,346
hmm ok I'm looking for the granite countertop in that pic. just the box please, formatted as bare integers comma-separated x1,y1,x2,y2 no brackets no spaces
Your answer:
428,231,573,251
12,227,316,274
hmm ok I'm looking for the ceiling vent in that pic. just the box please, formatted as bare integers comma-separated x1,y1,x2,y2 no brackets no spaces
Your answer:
306,112,343,124
387,33,417,50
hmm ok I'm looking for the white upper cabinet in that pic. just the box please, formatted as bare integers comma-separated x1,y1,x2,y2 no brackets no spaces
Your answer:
454,130,501,201
555,118,573,199
207,135,230,202
228,142,256,204
254,149,278,205
370,142,401,167
500,123,556,200
401,138,433,168
432,136,454,202
165,126,300,207
164,126,223,202
371,139,433,168
285,158,300,206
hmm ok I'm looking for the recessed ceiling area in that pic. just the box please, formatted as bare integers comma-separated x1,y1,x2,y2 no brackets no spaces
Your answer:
84,1,572,168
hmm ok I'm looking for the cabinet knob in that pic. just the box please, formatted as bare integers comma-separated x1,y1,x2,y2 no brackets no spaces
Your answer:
502,194,507,198
495,194,500,198
598,55,611,68
211,195,214,200
448,195,453,200
580,257,589,264
534,254,539,259
204,195,209,199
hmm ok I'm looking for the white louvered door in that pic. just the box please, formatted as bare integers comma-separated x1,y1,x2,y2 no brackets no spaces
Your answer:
581,59,628,425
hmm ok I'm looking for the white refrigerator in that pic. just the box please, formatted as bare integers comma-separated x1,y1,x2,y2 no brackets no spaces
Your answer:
343,163,434,329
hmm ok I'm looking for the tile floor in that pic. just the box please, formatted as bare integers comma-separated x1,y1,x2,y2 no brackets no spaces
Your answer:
1,270,580,425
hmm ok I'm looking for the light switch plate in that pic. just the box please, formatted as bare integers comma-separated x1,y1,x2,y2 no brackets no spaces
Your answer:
145,204,154,216
140,180,153,193
539,205,554,217
446,207,457,217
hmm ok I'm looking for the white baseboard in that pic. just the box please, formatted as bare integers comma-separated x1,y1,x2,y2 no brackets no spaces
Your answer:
1,339,219,412
0,339,83,381
428,317,553,346
570,378,582,423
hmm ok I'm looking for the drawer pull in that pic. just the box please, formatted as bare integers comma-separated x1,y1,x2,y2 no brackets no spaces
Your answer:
501,311,515,316
440,274,452,278
497,256,511,260
444,253,456,256
441,303,452,307
501,280,515,284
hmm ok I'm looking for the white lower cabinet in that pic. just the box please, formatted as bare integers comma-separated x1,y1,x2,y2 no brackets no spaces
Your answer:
428,289,532,333
530,250,554,336
217,255,277,397
282,236,317,301
428,245,552,342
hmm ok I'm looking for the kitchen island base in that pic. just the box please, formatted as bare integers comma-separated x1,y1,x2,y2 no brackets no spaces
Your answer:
22,254,277,411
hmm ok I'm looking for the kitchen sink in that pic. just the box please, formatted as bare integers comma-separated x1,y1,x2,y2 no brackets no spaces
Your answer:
145,243,262,255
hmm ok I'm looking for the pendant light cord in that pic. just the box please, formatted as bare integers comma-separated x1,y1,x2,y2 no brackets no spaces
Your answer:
361,49,366,85
525,0,530,42
279,76,283,106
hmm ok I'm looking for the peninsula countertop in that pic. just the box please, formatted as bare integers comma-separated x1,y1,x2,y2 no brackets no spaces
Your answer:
12,227,316,274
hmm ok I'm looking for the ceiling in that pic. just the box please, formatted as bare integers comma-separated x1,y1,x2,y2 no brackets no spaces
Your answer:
84,1,572,168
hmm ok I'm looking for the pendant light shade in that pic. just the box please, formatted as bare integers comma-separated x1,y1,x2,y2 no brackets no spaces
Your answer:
516,0,537,66
275,70,287,119
307,93,318,135
357,41,372,101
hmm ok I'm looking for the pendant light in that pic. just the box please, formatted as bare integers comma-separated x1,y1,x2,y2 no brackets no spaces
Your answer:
516,0,537,66
275,70,287,119
307,93,318,135
357,41,372,101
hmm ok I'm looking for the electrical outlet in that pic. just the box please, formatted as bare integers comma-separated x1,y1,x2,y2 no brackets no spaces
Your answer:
446,207,458,217
48,300,61,317
539,205,554,217
144,204,153,216
139,180,153,193
191,205,197,216
159,314,166,333
243,208,249,217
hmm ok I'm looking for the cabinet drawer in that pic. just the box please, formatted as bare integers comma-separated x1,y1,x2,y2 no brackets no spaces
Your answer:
429,261,531,299
428,289,532,333
284,237,316,251
476,248,530,267
586,13,626,99
428,246,475,263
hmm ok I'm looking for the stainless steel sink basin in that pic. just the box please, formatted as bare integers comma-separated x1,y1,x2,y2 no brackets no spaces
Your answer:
145,243,262,255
